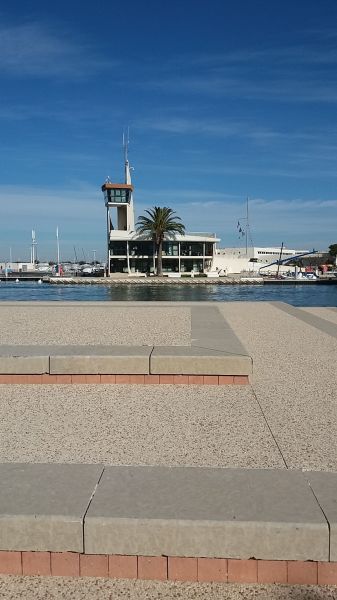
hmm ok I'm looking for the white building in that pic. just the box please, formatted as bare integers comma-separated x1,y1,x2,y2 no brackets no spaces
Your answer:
217,246,308,262
102,154,219,276
0,262,35,272
213,246,309,275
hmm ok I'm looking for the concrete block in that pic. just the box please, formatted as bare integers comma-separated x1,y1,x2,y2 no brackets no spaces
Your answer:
0,346,49,374
84,466,327,560
150,346,252,375
49,346,151,374
305,471,337,561
0,463,102,552
0,357,49,374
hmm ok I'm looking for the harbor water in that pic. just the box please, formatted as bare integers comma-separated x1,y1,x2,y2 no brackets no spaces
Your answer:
0,281,336,305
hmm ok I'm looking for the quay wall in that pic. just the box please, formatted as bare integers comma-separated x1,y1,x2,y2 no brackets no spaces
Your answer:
47,277,263,285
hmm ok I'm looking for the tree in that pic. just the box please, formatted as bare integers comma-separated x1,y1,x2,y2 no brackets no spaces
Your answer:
329,244,337,257
136,206,185,276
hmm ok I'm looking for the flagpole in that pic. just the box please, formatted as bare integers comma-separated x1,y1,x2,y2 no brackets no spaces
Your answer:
56,226,60,275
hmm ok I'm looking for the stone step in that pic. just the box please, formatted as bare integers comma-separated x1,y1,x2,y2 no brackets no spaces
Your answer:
0,463,336,562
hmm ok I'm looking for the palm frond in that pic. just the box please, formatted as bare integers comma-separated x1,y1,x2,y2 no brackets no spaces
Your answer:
136,206,185,240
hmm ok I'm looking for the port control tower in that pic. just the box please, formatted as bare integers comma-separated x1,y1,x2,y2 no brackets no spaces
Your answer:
101,138,135,275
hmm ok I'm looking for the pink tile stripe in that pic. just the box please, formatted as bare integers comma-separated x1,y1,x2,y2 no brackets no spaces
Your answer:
0,552,335,585
0,374,249,385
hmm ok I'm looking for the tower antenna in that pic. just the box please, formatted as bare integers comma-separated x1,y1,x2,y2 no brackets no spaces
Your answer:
123,129,129,164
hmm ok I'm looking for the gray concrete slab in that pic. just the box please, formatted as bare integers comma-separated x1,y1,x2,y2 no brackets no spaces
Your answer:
150,346,252,375
302,306,337,327
0,384,284,468
0,463,102,552
273,301,337,340
85,466,327,560
191,306,249,355
0,356,49,374
0,346,52,356
305,471,337,561
49,346,152,374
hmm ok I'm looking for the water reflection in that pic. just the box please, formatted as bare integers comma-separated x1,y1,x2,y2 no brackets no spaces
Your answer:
0,281,336,306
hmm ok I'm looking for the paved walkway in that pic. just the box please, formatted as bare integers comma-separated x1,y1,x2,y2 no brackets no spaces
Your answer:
0,301,336,471
1,301,337,598
1,576,336,599
0,305,190,346
220,302,337,471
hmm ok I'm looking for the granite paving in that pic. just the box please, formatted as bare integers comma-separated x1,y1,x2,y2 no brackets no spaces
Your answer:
1,301,337,471
0,383,283,467
220,301,337,471
0,305,190,346
0,577,336,599
0,301,337,597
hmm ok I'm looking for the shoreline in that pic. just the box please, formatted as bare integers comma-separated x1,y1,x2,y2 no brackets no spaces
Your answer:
44,276,337,286
46,276,263,285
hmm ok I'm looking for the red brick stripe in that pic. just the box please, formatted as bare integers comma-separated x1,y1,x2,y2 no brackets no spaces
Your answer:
0,374,249,385
0,553,336,584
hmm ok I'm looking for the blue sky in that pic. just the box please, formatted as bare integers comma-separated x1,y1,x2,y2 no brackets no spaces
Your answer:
1,0,337,261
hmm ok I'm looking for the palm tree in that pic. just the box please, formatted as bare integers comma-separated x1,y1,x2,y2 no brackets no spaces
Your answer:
136,206,185,276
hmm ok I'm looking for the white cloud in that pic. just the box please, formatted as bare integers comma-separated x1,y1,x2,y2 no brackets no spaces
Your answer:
0,22,113,77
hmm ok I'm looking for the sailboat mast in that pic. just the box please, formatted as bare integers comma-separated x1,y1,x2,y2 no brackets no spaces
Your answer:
276,242,284,278
246,197,249,256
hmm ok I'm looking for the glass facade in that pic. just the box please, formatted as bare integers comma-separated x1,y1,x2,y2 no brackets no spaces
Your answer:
162,241,179,256
180,242,204,256
104,188,130,204
129,241,153,256
162,259,179,272
110,241,127,255
205,243,213,256
180,259,203,273
110,258,128,273
129,258,153,273
109,239,215,273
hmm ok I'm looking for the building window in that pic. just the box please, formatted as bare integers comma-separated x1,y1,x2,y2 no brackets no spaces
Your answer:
110,241,127,255
129,241,153,256
105,189,130,204
181,242,203,256
162,242,179,256
180,259,203,273
110,258,128,273
205,243,213,256
162,259,180,273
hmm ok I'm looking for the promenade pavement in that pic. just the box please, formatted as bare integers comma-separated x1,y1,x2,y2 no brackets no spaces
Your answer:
0,301,336,471
0,301,336,598
1,576,336,599
0,305,190,346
